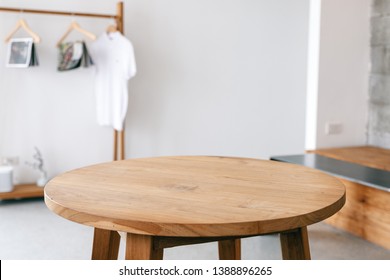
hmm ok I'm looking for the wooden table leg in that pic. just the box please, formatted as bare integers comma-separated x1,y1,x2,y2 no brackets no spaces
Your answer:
91,228,121,260
218,239,241,260
280,226,311,260
126,233,163,260
113,130,118,161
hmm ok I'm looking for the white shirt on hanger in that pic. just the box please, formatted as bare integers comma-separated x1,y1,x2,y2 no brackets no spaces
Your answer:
89,31,136,131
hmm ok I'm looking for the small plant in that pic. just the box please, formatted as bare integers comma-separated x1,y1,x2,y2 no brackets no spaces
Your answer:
26,146,47,187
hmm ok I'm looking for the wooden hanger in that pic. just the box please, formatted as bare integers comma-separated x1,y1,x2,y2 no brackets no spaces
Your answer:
4,19,41,43
106,24,118,34
56,21,96,47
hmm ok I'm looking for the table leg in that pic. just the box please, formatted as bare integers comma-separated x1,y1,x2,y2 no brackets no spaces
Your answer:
218,239,241,260
125,233,163,260
279,226,311,260
91,228,121,260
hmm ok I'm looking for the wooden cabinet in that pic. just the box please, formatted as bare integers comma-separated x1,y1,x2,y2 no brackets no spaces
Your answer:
0,183,44,200
309,146,390,250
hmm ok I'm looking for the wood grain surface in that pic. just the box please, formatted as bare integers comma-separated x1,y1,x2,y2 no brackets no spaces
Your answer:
44,156,345,237
309,146,390,249
325,178,390,250
308,145,390,171
0,184,43,200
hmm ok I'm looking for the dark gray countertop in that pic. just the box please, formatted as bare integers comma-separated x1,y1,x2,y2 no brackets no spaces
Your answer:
270,154,390,192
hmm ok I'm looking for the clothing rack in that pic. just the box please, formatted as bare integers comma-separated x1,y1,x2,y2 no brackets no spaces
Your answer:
0,2,126,161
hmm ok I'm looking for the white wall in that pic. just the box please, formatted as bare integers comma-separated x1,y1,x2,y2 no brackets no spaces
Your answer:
306,0,370,149
0,0,310,184
126,0,310,160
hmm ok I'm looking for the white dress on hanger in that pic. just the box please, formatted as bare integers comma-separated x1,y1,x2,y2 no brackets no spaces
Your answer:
89,31,136,131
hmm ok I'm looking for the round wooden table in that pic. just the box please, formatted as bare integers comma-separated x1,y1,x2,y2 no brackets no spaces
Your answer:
44,156,345,260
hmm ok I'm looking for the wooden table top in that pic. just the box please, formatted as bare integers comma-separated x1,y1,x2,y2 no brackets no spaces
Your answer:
44,156,346,237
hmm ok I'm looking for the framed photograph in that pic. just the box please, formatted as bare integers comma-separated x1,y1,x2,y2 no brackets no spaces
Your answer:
6,38,33,68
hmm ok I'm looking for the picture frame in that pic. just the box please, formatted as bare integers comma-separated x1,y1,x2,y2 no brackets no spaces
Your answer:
6,38,33,68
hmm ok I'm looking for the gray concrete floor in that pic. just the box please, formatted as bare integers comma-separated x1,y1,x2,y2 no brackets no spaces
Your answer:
1,198,389,260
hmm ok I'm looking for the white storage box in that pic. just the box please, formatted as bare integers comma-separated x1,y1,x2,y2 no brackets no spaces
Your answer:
0,166,14,193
